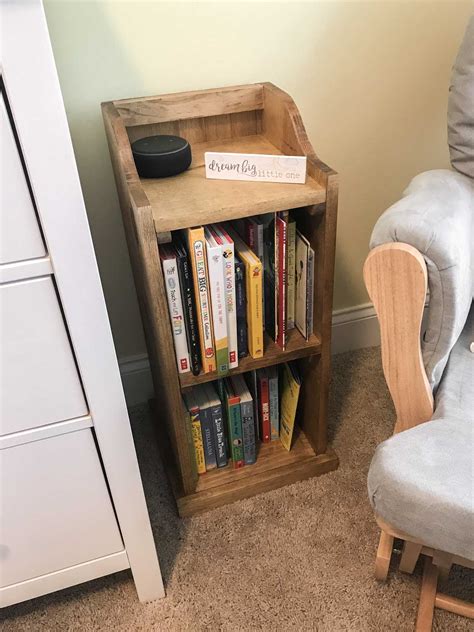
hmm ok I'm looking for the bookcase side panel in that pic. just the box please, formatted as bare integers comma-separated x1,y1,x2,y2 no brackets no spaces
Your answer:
102,104,198,496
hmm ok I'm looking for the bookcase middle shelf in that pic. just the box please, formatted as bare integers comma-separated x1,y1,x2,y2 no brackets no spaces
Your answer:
179,329,321,389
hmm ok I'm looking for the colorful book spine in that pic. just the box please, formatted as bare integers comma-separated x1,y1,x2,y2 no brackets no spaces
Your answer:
307,245,315,339
213,224,238,369
257,370,271,443
160,246,191,373
197,394,217,471
224,381,245,468
205,229,228,375
276,215,287,349
268,366,279,441
226,226,263,359
175,238,201,375
287,218,296,331
262,213,276,338
234,256,248,359
231,376,256,465
245,370,260,441
188,405,206,475
280,362,302,451
204,383,228,468
182,400,198,479
186,227,215,373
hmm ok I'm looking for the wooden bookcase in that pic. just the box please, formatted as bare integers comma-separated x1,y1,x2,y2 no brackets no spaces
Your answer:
102,83,339,517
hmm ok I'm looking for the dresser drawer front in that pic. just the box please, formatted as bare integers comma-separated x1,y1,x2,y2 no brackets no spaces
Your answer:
0,95,46,265
1,276,88,435
0,428,124,588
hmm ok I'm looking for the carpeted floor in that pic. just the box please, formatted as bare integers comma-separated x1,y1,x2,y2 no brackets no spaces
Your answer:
3,347,472,631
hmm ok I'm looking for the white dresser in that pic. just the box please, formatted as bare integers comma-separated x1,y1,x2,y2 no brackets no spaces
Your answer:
0,1,164,606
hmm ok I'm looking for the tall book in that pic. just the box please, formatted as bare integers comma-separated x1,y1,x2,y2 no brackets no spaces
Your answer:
257,368,271,443
182,399,199,478
202,383,228,468
245,369,260,441
205,227,229,375
193,386,218,471
213,224,238,368
244,217,264,261
224,379,245,469
280,362,302,451
175,236,201,375
182,393,206,475
234,255,248,359
286,217,297,331
276,214,287,349
295,230,315,340
186,226,215,373
160,244,191,374
225,225,263,359
267,365,279,441
230,374,256,465
261,213,277,339
307,245,315,338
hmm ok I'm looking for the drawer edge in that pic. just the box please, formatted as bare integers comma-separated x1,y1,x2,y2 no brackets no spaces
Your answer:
0,414,93,449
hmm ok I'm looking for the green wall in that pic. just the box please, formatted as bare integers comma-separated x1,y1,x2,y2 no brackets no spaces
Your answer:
44,1,472,359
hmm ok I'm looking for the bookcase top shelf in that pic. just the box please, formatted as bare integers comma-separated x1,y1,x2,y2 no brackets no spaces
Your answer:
141,135,326,234
179,329,322,389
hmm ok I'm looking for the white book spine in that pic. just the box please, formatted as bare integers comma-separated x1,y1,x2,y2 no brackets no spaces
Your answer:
162,256,190,373
205,239,229,372
221,239,238,369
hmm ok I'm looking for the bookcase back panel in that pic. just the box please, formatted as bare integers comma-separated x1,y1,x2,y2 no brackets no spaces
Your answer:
126,110,262,146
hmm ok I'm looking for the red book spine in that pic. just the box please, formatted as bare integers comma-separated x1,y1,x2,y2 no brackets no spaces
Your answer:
276,217,287,349
245,218,256,250
258,375,271,443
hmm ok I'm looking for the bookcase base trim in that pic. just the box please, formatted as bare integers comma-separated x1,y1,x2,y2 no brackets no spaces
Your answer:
173,448,339,517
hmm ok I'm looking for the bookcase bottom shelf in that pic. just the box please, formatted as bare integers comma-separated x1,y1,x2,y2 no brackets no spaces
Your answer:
173,431,339,517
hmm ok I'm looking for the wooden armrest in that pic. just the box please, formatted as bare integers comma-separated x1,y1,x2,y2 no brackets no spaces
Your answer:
363,243,434,433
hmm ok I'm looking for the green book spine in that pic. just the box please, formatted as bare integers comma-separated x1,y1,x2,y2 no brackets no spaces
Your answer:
226,393,245,469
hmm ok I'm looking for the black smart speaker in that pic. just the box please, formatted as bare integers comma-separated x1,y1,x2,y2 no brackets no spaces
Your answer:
131,135,192,178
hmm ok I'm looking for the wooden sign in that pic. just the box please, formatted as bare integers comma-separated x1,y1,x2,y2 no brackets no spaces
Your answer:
205,152,307,184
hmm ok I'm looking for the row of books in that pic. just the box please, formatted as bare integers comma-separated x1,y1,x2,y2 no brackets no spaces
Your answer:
183,362,302,473
160,213,315,376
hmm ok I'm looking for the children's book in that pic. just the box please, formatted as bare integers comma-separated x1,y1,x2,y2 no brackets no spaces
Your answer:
280,362,302,451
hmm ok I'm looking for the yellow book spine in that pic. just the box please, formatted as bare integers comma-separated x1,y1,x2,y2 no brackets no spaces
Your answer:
190,410,206,474
280,364,301,451
187,227,215,373
245,259,263,359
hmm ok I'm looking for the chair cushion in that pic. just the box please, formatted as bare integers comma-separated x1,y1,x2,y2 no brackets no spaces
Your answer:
368,309,474,561
370,169,474,392
448,16,474,180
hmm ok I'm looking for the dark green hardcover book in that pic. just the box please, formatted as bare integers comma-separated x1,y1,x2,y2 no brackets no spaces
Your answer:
224,379,244,469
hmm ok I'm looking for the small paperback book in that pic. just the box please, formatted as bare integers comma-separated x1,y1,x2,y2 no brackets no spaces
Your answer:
230,374,256,465
280,362,302,451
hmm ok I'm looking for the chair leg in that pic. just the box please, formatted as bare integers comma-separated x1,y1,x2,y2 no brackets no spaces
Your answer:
399,541,422,574
375,530,394,581
432,550,453,582
415,556,439,632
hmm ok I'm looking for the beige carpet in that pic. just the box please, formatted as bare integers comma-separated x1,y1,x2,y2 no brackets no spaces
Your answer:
3,347,472,631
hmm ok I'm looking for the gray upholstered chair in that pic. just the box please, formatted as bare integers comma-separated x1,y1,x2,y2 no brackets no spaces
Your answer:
363,16,473,632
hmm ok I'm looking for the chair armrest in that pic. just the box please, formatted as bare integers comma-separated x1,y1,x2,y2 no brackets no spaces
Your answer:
370,169,473,391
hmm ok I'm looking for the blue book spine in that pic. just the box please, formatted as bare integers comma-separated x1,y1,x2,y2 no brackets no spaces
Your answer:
210,402,228,468
268,371,279,441
235,257,248,358
200,405,217,470
241,399,256,465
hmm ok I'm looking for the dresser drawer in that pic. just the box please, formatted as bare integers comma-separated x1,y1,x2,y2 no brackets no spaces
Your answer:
0,94,45,265
0,428,124,588
1,276,88,435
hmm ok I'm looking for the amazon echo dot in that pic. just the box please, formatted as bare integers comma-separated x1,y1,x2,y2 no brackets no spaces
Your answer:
131,135,192,178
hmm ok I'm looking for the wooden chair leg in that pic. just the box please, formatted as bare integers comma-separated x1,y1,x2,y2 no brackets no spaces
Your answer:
416,556,439,632
399,541,422,574
432,550,453,582
375,530,394,581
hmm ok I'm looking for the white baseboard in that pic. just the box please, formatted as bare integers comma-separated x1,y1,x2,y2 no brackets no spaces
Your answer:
119,302,381,406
